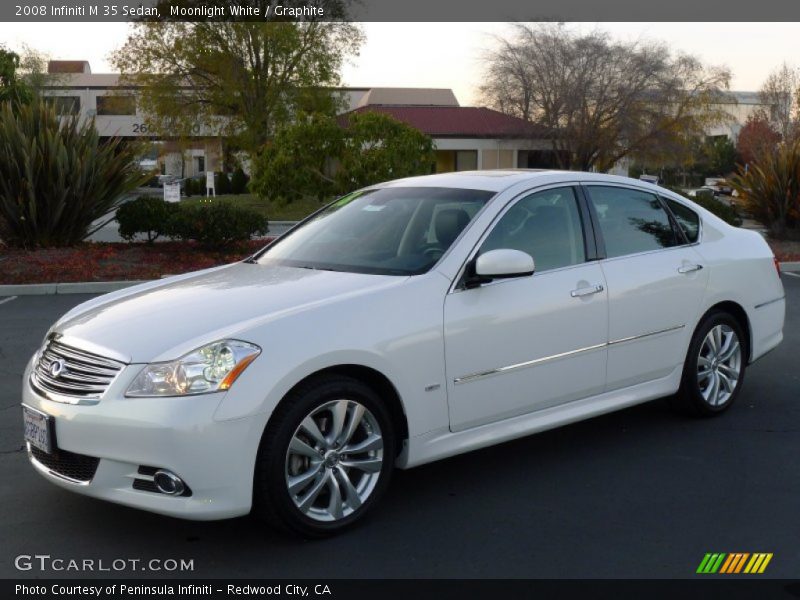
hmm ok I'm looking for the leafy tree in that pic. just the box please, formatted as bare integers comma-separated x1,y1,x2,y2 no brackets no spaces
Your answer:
252,111,436,201
0,101,148,247
0,46,32,107
111,10,363,155
252,111,342,200
737,114,781,166
336,112,436,191
479,24,732,171
702,136,737,176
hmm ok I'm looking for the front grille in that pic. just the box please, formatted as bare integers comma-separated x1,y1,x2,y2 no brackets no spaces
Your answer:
31,340,125,400
30,446,100,483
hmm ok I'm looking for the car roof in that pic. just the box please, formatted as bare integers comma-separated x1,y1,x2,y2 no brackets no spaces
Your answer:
376,169,665,194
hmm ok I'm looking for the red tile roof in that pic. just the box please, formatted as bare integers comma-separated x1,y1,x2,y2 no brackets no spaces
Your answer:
339,105,549,139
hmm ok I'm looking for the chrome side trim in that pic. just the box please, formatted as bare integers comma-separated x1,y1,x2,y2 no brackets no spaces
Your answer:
26,443,91,487
754,296,785,310
453,324,685,385
454,342,606,385
607,324,685,346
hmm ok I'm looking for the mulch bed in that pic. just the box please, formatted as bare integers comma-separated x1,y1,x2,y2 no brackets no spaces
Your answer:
769,239,800,262
0,240,272,284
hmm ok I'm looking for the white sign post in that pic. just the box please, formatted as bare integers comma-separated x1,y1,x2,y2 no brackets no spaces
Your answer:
163,182,181,203
206,171,216,197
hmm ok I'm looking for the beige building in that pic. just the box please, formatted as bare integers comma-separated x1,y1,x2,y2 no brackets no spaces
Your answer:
43,60,555,178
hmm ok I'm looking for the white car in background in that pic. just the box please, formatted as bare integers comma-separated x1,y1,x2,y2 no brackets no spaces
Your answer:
21,170,785,536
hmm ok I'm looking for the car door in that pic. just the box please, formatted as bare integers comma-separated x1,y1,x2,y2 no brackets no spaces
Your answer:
444,186,609,432
583,184,709,391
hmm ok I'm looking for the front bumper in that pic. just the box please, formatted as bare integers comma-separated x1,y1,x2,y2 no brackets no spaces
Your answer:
22,360,269,521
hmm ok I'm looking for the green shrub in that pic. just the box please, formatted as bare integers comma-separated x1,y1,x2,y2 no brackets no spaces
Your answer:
692,193,743,227
730,141,800,239
116,196,179,243
0,100,148,247
665,186,742,227
183,178,195,197
231,167,249,195
171,202,267,249
215,172,231,195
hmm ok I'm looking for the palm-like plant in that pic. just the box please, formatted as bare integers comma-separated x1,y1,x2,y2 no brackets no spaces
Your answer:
730,140,800,239
0,100,149,247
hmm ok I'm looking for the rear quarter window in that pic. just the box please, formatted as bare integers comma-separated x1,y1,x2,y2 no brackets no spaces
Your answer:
665,199,700,243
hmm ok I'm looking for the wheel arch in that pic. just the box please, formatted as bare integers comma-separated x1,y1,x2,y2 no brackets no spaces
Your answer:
697,300,752,362
266,364,409,456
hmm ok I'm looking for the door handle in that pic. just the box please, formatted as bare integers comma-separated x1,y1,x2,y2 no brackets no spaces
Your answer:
678,264,703,274
570,284,604,298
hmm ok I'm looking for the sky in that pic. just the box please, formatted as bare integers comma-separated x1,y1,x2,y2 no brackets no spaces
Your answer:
0,22,798,105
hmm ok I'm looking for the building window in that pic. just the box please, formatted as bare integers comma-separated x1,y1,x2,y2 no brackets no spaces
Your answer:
96,95,136,116
455,150,478,171
46,96,80,116
196,156,205,173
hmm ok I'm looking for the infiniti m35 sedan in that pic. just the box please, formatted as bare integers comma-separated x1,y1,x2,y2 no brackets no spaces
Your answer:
22,170,785,536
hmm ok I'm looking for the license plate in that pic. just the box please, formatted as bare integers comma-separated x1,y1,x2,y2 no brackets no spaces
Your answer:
23,405,52,454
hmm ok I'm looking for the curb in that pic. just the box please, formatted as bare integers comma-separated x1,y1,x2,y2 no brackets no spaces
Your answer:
2,262,799,297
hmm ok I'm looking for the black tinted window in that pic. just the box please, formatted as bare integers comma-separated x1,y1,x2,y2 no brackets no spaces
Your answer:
256,187,493,275
665,199,700,243
587,186,679,258
480,187,586,272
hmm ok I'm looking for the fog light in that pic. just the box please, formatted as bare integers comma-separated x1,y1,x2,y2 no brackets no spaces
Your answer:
153,470,185,496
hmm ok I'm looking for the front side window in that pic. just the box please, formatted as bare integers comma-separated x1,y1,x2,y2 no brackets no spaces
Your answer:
255,187,493,275
479,187,586,272
665,198,700,243
587,186,679,259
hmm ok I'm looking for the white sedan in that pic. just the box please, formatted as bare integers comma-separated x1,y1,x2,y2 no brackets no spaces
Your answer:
21,170,785,536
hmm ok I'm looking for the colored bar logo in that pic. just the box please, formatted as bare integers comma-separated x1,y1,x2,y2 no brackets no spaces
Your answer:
696,553,773,574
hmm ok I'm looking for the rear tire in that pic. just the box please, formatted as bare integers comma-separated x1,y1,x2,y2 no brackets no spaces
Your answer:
672,310,747,417
253,375,395,537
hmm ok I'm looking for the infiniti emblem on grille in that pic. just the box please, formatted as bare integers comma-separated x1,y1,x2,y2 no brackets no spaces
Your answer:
49,359,66,378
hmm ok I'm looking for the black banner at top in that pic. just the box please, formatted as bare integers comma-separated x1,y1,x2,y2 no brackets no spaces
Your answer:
5,0,800,22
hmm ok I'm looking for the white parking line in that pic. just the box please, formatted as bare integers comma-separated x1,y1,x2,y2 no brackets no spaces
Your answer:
784,272,800,278
0,296,18,305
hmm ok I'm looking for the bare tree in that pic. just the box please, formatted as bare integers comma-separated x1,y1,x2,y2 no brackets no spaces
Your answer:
757,62,799,141
479,24,733,172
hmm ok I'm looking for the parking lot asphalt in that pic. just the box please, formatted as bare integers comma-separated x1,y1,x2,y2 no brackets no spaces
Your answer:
0,274,798,579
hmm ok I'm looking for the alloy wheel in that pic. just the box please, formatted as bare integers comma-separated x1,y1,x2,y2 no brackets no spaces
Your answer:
284,399,384,522
697,324,742,407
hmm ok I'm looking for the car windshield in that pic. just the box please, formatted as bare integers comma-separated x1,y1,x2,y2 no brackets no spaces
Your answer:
254,187,494,275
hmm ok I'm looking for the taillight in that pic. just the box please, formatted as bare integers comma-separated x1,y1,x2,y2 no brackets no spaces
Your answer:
774,256,781,276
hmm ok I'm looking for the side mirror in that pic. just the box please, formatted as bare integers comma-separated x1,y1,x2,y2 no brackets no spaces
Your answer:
465,249,535,288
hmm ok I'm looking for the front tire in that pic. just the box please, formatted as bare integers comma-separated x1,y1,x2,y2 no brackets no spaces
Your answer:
253,375,395,537
672,311,747,417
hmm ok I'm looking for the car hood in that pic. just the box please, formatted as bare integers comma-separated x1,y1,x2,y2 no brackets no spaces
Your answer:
52,262,406,363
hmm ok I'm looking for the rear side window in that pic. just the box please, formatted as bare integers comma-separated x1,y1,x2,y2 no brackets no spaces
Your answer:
665,199,700,243
587,186,679,259
480,187,586,272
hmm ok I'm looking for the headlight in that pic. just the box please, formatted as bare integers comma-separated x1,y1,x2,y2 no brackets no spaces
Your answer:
125,340,261,397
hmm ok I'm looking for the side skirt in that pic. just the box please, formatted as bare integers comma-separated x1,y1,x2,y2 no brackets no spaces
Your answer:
397,365,682,469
